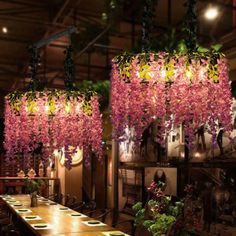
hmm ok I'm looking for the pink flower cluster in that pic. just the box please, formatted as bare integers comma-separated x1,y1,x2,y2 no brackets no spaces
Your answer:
111,53,232,148
4,90,102,169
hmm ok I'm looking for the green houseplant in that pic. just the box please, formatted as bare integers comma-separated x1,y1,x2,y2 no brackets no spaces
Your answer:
133,181,184,236
133,182,202,236
24,178,45,207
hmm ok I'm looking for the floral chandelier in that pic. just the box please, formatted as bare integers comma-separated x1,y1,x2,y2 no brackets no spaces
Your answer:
111,0,232,150
4,34,102,169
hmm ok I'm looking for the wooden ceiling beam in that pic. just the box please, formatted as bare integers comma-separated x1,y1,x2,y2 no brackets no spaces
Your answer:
0,16,66,28
0,8,45,16
0,0,49,9
10,0,81,90
0,35,30,44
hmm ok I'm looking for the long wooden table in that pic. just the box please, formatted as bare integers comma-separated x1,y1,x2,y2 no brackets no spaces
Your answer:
1,195,128,236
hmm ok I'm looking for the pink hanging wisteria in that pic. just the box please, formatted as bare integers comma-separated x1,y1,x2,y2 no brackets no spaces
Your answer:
4,89,102,169
111,52,232,150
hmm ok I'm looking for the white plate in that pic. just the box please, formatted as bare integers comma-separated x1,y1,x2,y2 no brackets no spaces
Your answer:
38,199,50,202
45,202,58,206
102,231,129,236
3,197,14,200
31,224,52,230
11,203,23,207
16,209,32,213
58,207,70,211
82,220,106,227
0,195,8,197
23,215,42,221
7,200,17,203
68,213,86,218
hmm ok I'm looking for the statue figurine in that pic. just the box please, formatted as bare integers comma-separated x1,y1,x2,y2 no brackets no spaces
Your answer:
17,169,25,178
38,161,44,177
27,168,36,178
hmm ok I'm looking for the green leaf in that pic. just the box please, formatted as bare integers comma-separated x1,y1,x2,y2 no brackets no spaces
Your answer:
197,46,209,53
143,220,155,228
132,202,143,212
177,40,188,53
211,44,222,52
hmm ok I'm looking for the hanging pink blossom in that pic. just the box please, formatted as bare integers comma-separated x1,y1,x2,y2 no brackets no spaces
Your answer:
4,90,103,169
111,52,232,152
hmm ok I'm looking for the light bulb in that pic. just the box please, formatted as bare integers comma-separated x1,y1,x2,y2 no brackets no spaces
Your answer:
186,70,192,78
160,69,166,78
194,152,201,158
2,27,8,34
65,104,71,113
199,68,205,78
205,7,218,20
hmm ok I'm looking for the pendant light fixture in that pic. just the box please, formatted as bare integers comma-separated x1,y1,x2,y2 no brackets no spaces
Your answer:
4,27,102,169
111,0,232,154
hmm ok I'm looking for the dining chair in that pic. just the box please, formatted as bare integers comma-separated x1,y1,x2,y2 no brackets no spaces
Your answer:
64,194,71,206
82,208,112,223
64,195,78,207
81,200,97,213
112,218,136,235
94,209,113,223
1,223,20,236
69,199,85,210
48,193,63,204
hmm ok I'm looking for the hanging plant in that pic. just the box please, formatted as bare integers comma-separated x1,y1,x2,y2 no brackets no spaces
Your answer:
110,0,232,154
4,40,103,169
111,48,232,148
4,89,102,169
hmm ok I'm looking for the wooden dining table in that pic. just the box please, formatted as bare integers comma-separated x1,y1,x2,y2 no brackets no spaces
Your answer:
0,194,128,236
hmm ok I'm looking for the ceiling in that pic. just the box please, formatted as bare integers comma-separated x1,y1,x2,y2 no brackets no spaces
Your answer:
0,0,236,111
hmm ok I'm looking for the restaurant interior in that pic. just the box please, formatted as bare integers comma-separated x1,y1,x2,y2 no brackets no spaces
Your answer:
0,0,236,235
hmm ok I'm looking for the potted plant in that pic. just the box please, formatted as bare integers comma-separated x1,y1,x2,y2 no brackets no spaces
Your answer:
24,178,45,207
133,181,184,236
133,182,202,236
172,185,202,235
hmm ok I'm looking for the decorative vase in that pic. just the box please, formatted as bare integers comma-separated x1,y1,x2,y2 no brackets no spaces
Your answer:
30,191,38,207
38,161,44,177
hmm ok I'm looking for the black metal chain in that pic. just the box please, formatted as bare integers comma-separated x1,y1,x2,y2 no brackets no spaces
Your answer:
142,0,154,52
183,0,197,52
64,45,75,90
28,46,40,91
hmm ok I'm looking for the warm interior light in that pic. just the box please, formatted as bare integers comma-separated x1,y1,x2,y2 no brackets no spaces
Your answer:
160,69,166,78
45,105,49,112
186,70,192,78
2,26,8,34
205,7,218,20
194,152,201,158
199,68,205,78
65,104,71,113
180,151,185,159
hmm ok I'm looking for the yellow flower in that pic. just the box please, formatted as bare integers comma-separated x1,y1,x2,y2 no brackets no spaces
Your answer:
139,64,151,80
